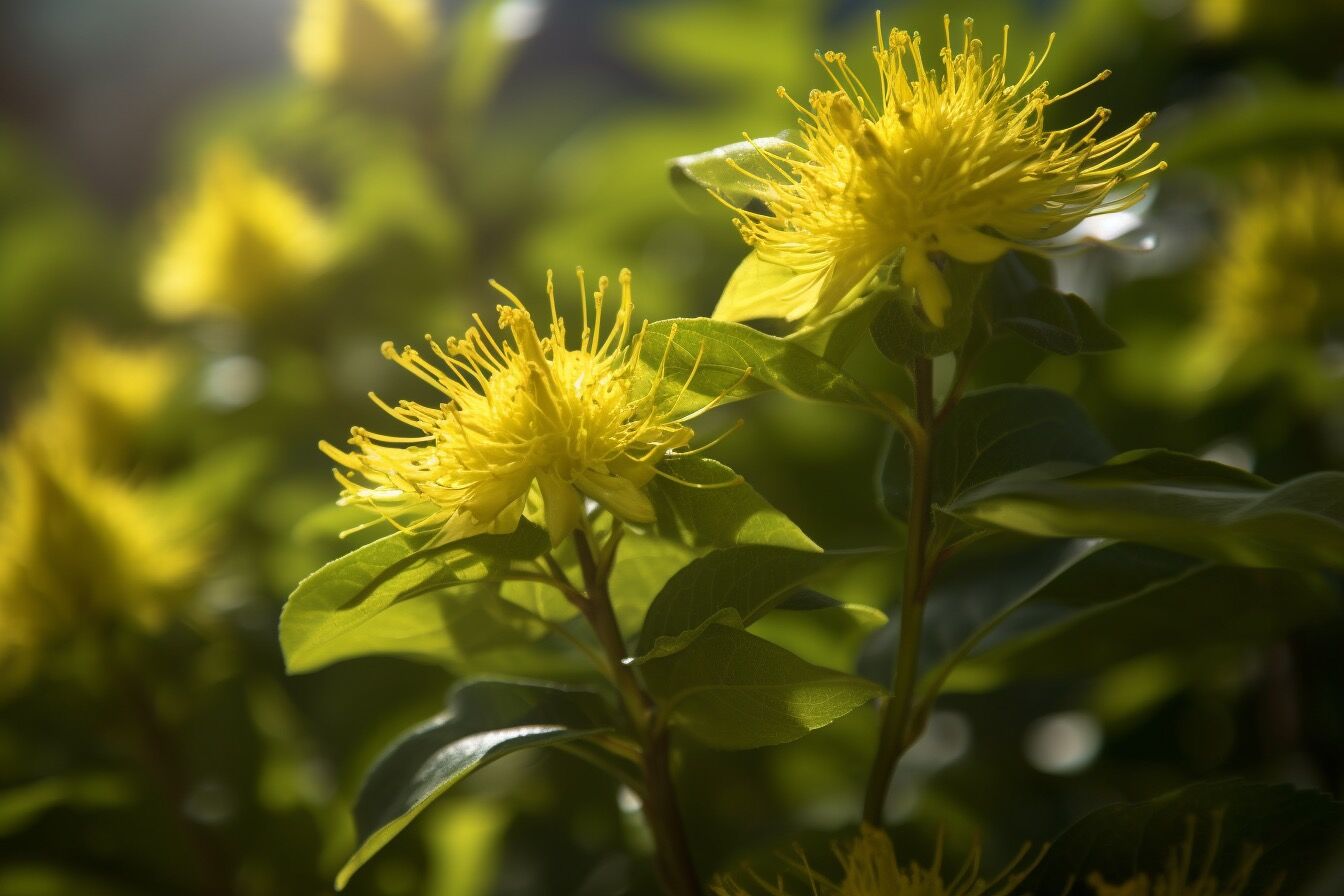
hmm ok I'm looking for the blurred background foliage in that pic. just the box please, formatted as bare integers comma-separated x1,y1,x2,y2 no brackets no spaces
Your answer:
1,0,1342,894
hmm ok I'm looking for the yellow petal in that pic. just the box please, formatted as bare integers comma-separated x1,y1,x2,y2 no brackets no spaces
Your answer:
429,511,491,546
574,470,655,523
608,453,659,488
937,227,1011,264
899,248,951,328
805,255,884,324
713,250,827,322
488,494,527,535
537,473,581,545
463,472,532,524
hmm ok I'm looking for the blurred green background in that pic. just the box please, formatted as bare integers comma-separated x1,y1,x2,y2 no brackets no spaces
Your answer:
2,0,1342,893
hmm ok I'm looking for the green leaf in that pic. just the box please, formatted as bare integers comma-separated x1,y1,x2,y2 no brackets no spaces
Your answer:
667,134,798,207
993,287,1124,355
939,553,1335,694
982,252,1123,355
883,386,1112,520
1014,780,1344,896
1164,86,1344,169
861,538,1177,689
0,774,132,838
339,679,613,890
281,524,553,673
868,256,988,361
640,624,882,750
496,529,695,631
786,275,891,365
634,545,860,660
636,317,888,417
646,456,820,552
774,588,888,631
759,588,891,673
608,532,700,633
946,450,1344,570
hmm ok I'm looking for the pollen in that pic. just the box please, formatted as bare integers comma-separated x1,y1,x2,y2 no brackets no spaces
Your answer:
322,269,724,546
716,12,1165,328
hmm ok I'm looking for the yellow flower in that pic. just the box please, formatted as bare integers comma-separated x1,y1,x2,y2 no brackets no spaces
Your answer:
714,825,1038,896
715,13,1164,328
322,269,723,546
1087,815,1268,896
0,401,204,690
1189,0,1248,40
1181,161,1344,392
291,0,435,90
46,327,180,462
144,144,331,321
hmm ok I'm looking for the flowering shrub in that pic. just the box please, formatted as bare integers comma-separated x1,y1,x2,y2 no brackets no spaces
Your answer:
3,3,1343,895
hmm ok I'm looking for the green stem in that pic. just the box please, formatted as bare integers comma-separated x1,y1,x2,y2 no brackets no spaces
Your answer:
934,329,984,427
573,528,701,896
863,356,935,826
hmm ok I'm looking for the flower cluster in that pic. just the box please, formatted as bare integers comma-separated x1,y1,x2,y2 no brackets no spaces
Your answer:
46,326,181,462
0,338,203,691
1183,161,1344,389
715,14,1164,327
322,269,717,545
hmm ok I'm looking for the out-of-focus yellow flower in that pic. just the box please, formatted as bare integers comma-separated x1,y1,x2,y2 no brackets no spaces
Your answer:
322,269,728,546
1188,0,1344,42
1189,0,1248,40
291,0,435,90
715,13,1164,328
144,144,331,321
46,327,180,460
1086,816,1268,896
1181,162,1344,393
0,402,205,691
714,825,1037,896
